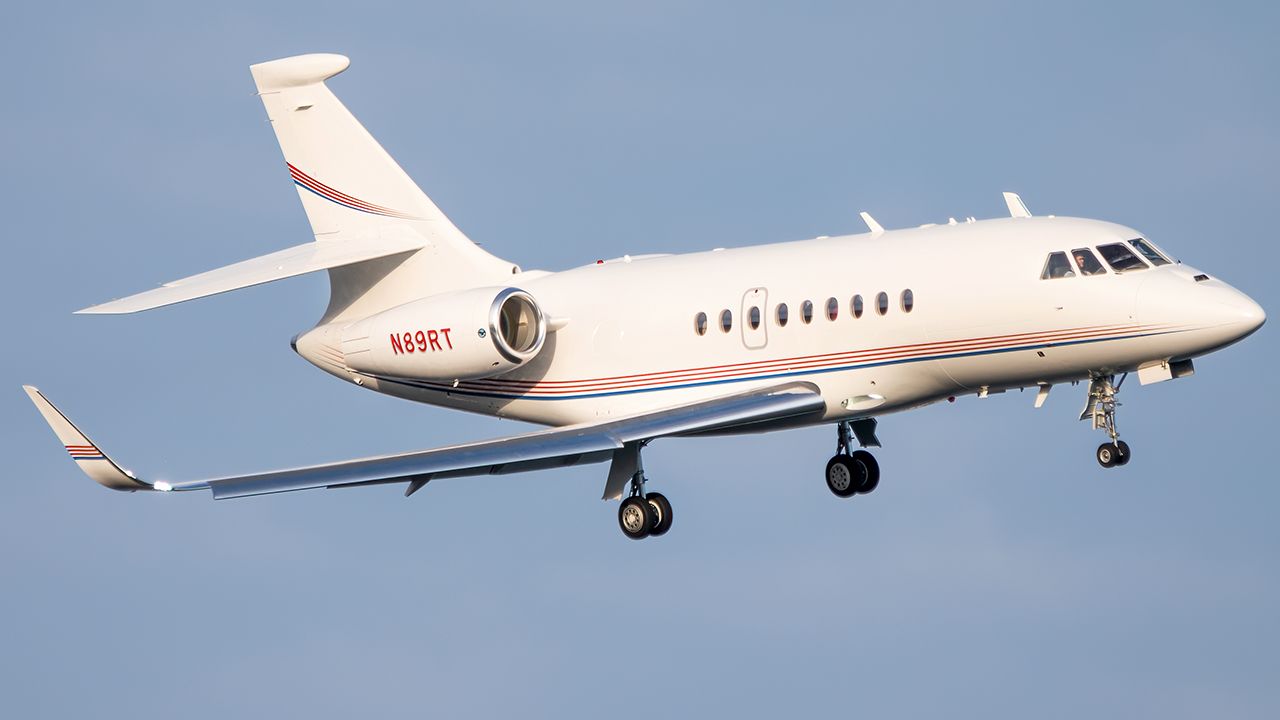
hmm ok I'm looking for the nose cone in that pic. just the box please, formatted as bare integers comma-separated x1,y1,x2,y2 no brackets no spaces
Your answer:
1137,271,1265,359
1225,291,1266,340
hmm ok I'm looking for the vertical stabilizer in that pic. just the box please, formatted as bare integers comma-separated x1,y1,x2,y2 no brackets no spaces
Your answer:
250,54,513,322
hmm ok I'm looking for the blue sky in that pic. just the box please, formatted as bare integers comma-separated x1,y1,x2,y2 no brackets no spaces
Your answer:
2,2,1277,717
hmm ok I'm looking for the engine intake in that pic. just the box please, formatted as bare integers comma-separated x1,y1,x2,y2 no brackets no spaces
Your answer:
490,288,545,362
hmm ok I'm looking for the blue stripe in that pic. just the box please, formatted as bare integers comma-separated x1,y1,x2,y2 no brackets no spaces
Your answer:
293,180,401,218
71,455,107,461
370,329,1185,402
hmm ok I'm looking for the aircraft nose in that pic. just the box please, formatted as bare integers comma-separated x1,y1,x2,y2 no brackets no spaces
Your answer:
1224,291,1266,339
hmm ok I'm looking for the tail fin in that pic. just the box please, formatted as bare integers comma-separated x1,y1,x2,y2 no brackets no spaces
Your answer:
250,54,513,321
77,55,515,321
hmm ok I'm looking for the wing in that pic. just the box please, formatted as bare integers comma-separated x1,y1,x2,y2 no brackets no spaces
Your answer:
23,383,825,500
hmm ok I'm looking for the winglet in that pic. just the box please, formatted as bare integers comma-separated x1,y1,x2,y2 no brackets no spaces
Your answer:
1003,192,1032,218
859,211,885,234
22,386,154,492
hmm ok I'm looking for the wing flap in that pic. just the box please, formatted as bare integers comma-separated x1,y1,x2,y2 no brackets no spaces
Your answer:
209,430,622,499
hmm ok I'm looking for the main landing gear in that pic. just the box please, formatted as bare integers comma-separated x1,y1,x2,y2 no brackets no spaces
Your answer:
616,447,673,541
825,420,880,498
1081,374,1132,468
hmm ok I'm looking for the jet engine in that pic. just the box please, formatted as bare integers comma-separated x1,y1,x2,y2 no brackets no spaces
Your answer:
341,287,547,382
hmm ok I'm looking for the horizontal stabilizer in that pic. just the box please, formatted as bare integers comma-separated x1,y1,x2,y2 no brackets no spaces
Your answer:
77,233,426,314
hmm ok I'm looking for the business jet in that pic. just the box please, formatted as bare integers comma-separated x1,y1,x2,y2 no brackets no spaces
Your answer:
25,54,1266,539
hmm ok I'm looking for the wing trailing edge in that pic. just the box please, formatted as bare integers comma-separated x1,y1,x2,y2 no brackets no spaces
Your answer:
23,383,825,500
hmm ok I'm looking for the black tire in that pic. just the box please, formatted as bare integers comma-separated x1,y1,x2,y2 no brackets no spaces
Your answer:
850,450,880,494
1115,440,1131,466
618,496,653,539
646,492,673,537
825,455,864,498
1096,442,1118,468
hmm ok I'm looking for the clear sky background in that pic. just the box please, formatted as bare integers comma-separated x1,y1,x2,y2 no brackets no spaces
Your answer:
2,2,1277,717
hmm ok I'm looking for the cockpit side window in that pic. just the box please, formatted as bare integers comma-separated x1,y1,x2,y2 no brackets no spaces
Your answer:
1041,252,1075,280
1129,238,1171,266
1070,248,1107,276
1096,243,1149,272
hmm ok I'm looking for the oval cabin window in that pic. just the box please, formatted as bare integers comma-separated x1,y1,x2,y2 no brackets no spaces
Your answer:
851,294,864,318
720,309,733,333
876,292,889,315
694,312,708,336
801,300,814,324
776,303,789,327
901,289,914,313
749,306,761,329
826,297,839,321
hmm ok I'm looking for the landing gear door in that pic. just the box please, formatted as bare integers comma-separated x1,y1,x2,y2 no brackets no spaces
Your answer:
741,288,768,349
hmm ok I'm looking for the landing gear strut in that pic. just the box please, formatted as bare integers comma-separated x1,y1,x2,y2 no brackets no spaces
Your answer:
616,445,673,540
1082,374,1132,468
825,420,880,497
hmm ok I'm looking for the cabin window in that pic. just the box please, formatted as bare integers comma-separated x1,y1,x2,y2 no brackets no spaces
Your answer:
851,294,864,318
876,292,889,315
1041,252,1075,279
1097,243,1149,272
694,312,708,336
720,309,733,332
901,289,914,313
1070,248,1107,276
801,300,814,324
826,297,839,321
1129,238,1171,266
748,306,761,329
776,303,789,327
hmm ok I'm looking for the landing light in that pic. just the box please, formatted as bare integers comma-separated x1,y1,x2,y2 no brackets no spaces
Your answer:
154,481,173,492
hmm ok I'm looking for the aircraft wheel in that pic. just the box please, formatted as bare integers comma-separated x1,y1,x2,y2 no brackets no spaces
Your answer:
850,450,880,494
646,492,673,537
1115,440,1131,466
1096,443,1120,468
826,455,864,498
619,496,653,540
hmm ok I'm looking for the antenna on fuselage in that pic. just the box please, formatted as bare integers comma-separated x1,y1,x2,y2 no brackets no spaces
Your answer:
1003,192,1032,218
859,211,885,234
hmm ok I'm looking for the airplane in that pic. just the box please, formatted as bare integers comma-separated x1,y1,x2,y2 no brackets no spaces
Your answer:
24,53,1266,540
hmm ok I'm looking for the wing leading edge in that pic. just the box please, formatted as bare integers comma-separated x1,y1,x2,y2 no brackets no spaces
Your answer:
23,383,825,500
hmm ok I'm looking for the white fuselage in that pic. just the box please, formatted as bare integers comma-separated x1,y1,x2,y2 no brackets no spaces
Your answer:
296,215,1265,428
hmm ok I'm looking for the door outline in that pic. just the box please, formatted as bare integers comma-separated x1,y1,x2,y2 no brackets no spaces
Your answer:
741,287,768,349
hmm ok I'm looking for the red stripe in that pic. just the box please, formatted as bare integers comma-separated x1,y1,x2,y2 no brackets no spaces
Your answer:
441,324,1168,396
288,164,416,218
290,170,390,215
465,323,1136,389
288,164,388,212
464,324,1149,392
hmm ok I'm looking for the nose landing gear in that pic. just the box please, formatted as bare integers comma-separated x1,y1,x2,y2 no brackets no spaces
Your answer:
1082,374,1132,468
825,420,881,497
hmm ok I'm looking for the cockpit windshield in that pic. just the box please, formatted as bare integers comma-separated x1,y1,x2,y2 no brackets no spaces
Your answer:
1128,238,1171,266
1096,243,1149,272
1070,248,1106,276
1041,252,1074,279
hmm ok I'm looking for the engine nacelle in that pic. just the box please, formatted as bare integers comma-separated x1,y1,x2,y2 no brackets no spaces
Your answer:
341,287,547,382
